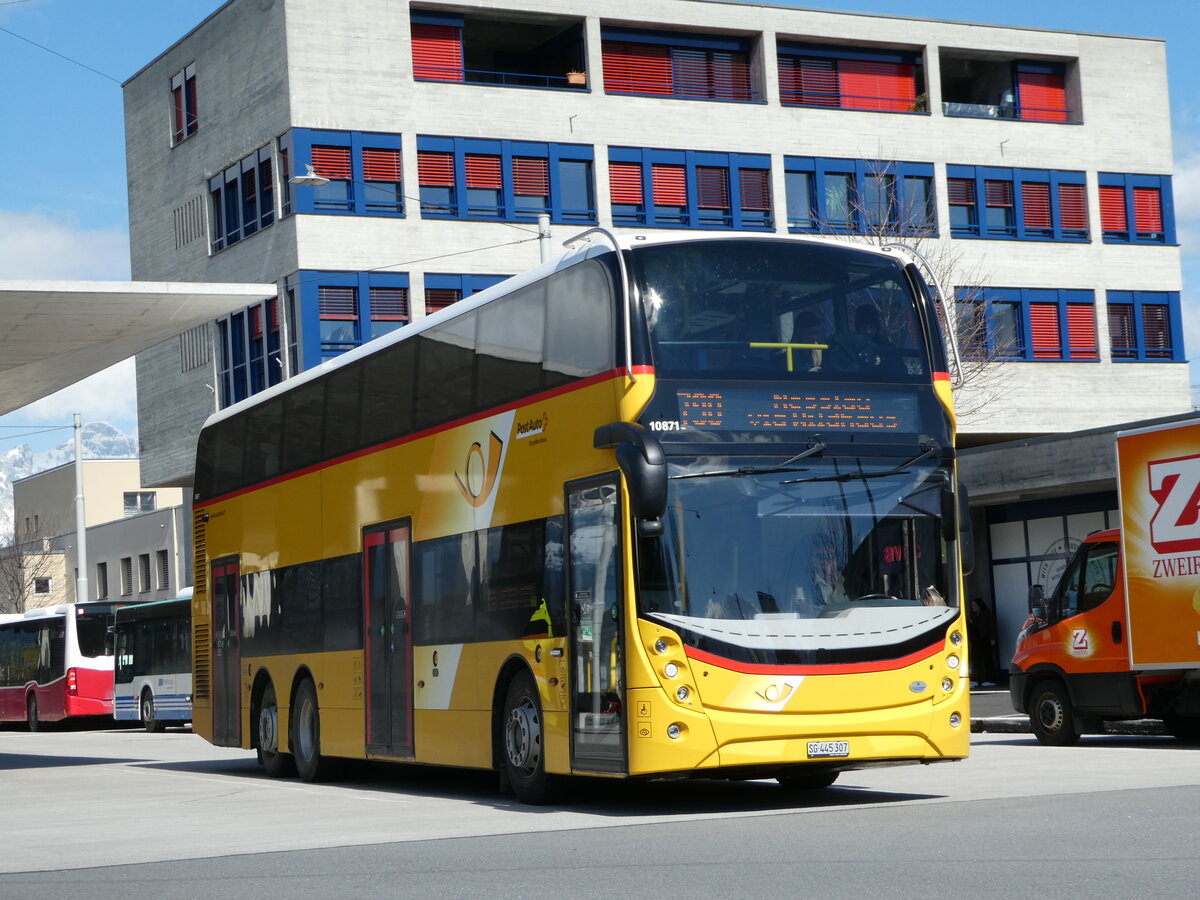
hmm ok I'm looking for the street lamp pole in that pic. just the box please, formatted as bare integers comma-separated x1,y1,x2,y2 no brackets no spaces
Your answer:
74,413,89,603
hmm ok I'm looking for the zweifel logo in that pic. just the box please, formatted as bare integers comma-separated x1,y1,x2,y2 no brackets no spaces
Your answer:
1148,453,1200,554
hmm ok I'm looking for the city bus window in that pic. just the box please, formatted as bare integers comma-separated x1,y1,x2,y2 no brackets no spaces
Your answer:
361,340,415,448
477,282,545,409
545,260,613,384
415,313,478,431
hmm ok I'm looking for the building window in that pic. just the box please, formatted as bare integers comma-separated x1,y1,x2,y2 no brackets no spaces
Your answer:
216,297,280,407
957,288,1097,361
123,492,156,516
602,27,755,102
170,64,198,144
138,554,152,594
120,557,133,597
1015,63,1069,122
609,147,772,229
1098,174,1174,244
289,271,411,369
947,166,1088,241
33,578,50,596
784,157,933,234
287,129,405,217
778,44,923,112
1107,292,1183,361
95,562,108,600
941,54,1075,123
209,145,276,252
417,136,594,224
156,549,170,591
423,273,510,315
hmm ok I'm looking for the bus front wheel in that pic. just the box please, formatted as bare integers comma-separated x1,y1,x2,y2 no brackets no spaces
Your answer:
26,694,38,732
142,690,165,733
502,672,550,804
257,682,294,777
292,678,331,783
1030,678,1080,746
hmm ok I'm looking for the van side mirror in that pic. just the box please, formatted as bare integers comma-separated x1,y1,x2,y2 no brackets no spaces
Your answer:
1028,584,1045,620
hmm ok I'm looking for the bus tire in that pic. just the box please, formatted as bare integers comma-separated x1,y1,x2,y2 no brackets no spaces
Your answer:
142,689,165,733
777,770,838,791
502,671,550,804
258,681,294,778
1030,678,1080,746
26,694,39,733
291,678,330,783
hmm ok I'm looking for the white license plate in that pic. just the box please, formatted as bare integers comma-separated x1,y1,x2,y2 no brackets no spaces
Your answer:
807,740,849,759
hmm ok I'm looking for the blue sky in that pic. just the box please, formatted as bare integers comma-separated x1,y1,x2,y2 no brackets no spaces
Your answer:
1,0,1198,454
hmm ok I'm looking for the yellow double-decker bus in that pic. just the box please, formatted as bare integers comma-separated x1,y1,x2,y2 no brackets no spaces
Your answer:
190,232,971,802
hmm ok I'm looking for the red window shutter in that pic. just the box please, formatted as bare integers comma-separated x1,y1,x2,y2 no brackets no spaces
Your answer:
1107,303,1135,357
363,148,402,182
512,157,549,196
651,164,687,206
738,168,771,211
411,23,463,82
464,154,501,189
609,162,644,204
318,286,357,319
695,166,730,209
267,297,280,332
1029,303,1062,359
425,288,462,312
838,59,915,112
172,86,185,142
1021,182,1051,230
795,57,838,106
1066,305,1097,359
370,287,410,322
1058,183,1088,232
602,41,673,95
418,151,455,187
1099,185,1127,232
1133,187,1163,234
671,48,751,101
984,180,1013,207
1017,70,1067,122
947,178,975,206
1142,304,1171,357
311,146,352,180
250,306,263,340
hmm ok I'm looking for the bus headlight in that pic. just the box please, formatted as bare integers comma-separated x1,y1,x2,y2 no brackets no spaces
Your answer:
676,685,690,702
664,662,679,678
942,678,954,692
667,723,683,739
947,655,960,670
950,631,963,646
655,639,668,654
949,712,962,728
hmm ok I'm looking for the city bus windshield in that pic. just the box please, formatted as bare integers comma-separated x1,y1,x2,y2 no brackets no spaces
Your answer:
634,239,930,381
637,456,956,658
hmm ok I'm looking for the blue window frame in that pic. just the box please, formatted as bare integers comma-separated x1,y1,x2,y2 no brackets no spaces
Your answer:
956,287,1097,362
946,166,1088,241
608,147,773,229
287,129,405,217
1106,291,1184,361
424,273,511,315
209,145,275,253
291,270,411,369
784,157,933,235
417,136,595,224
1098,173,1175,245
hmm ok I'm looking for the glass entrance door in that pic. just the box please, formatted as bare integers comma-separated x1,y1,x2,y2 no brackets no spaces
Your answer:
567,480,625,772
211,559,241,747
364,522,413,757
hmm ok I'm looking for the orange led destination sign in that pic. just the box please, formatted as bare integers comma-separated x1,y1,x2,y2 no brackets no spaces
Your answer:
675,388,919,432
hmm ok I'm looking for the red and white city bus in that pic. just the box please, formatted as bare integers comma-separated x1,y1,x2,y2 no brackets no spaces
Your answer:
0,602,124,729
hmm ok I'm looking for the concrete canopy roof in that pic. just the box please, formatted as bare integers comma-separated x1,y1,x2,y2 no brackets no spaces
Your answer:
0,280,276,416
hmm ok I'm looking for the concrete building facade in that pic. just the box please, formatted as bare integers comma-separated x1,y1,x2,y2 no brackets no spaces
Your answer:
123,0,1191,661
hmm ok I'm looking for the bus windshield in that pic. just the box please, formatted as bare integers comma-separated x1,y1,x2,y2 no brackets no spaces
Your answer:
634,239,929,381
76,611,113,659
637,456,955,658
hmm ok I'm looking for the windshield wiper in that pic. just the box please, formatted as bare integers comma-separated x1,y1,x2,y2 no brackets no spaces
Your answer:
669,437,826,481
779,443,939,485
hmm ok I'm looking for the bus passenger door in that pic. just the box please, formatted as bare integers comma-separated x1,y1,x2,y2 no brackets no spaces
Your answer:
364,522,413,758
210,559,241,747
567,480,626,773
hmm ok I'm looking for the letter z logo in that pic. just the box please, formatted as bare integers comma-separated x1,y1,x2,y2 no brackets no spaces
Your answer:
1148,454,1200,554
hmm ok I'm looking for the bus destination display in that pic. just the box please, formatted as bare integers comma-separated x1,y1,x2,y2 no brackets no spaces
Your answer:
675,387,919,432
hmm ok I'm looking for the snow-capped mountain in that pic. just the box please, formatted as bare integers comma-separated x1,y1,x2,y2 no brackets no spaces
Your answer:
0,422,138,543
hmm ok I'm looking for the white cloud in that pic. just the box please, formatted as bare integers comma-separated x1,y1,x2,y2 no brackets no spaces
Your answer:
9,357,138,427
0,209,130,281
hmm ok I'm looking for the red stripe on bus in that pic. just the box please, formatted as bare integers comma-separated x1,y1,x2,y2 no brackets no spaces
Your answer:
683,641,943,675
933,371,950,383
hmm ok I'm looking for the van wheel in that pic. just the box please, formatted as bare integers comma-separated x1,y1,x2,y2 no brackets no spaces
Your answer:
502,672,551,804
1030,678,1080,746
27,695,39,732
257,682,294,777
1165,715,1200,742
292,679,331,782
142,690,165,733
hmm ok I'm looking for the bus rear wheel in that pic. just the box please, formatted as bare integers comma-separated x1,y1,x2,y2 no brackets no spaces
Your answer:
777,770,838,791
502,672,550,804
26,694,39,733
1030,678,1080,746
257,682,294,778
292,678,331,783
142,690,165,733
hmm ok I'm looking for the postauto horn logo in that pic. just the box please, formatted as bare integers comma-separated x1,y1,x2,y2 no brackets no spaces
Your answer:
455,431,504,508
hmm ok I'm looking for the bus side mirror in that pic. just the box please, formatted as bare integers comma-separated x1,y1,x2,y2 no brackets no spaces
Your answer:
105,625,115,656
943,481,974,575
594,422,667,537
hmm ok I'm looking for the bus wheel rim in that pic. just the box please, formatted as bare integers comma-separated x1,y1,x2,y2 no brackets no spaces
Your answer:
505,699,540,774
259,704,278,753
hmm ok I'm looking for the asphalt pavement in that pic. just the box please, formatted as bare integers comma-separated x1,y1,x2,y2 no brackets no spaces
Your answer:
970,677,1166,736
